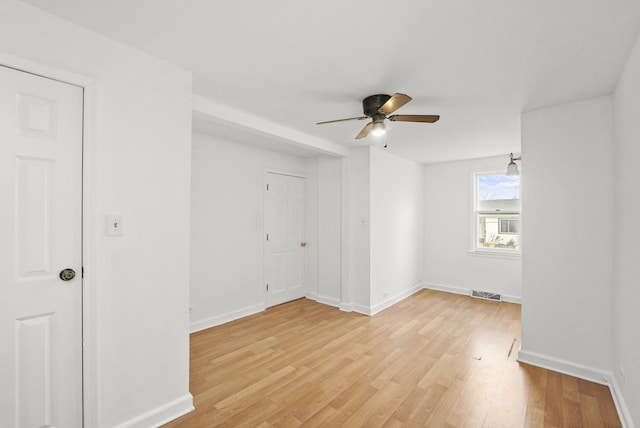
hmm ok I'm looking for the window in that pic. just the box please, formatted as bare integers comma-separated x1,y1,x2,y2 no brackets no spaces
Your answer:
473,172,521,252
499,218,519,234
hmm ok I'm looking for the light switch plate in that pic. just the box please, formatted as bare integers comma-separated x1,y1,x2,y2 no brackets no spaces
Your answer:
106,215,123,236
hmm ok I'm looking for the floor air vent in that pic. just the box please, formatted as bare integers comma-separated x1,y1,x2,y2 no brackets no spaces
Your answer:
471,290,502,302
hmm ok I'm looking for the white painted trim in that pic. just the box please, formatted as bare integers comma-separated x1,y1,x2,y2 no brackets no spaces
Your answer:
422,282,522,304
306,291,342,309
193,95,349,157
469,168,522,256
503,294,523,305
467,249,522,260
0,51,95,87
339,303,353,313
517,349,633,428
423,282,468,297
344,285,425,316
350,303,373,316
190,303,266,333
317,295,342,309
0,51,100,427
370,285,423,315
517,348,611,385
609,375,635,428
113,393,194,428
264,168,307,179
81,80,100,428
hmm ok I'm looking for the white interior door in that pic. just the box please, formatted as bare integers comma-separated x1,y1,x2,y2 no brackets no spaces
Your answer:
0,65,83,427
264,172,306,308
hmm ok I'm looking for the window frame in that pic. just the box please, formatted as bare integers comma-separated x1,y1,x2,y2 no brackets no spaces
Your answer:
470,170,522,258
499,218,519,234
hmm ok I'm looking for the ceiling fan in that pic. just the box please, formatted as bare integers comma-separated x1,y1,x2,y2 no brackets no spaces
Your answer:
316,93,440,140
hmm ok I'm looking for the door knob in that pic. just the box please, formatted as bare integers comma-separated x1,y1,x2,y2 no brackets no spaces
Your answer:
59,268,76,281
300,242,307,247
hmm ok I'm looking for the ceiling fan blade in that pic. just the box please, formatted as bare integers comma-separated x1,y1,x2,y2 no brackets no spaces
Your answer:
355,122,373,139
388,114,440,123
378,93,412,115
316,116,368,125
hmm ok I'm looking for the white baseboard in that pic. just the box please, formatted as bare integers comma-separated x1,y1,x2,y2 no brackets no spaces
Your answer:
609,374,635,428
422,281,522,304
339,303,353,313
517,348,611,385
114,393,194,428
305,291,342,309
518,349,634,428
350,303,373,316
370,285,423,315
343,285,424,316
190,303,265,333
503,294,522,304
316,295,341,308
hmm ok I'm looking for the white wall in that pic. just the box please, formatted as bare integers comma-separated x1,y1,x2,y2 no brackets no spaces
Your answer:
347,147,371,312
305,157,320,298
0,2,193,427
303,155,343,308
190,132,309,331
423,156,522,301
343,147,425,314
520,96,614,379
317,157,342,306
370,148,424,310
613,31,640,426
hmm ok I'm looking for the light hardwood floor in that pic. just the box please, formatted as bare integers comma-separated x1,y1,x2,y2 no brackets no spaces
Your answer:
163,289,621,427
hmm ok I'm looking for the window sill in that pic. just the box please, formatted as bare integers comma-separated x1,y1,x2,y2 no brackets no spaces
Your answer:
467,249,522,260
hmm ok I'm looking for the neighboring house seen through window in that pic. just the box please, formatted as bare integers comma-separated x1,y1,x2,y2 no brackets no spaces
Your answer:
474,172,521,252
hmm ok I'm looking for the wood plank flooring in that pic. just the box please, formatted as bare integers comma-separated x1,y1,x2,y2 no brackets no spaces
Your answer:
163,289,621,427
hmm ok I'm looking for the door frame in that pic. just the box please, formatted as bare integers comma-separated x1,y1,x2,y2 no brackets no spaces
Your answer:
263,169,307,308
0,51,98,427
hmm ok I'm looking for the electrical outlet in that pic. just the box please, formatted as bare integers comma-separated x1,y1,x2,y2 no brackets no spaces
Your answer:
105,215,123,236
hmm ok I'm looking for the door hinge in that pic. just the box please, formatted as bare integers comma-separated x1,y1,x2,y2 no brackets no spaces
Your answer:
82,266,84,278
266,284,269,291
266,233,269,241
266,184,269,191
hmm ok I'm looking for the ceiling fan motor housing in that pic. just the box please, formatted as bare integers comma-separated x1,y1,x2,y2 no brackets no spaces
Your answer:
315,92,438,139
362,94,391,117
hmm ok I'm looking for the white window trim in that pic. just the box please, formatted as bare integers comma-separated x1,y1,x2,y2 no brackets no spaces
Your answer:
499,218,519,234
467,248,522,259
469,170,522,259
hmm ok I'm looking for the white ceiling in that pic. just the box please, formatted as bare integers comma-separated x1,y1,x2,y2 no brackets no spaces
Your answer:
23,0,640,163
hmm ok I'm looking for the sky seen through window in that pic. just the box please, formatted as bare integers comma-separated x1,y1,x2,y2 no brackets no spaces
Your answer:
478,175,520,200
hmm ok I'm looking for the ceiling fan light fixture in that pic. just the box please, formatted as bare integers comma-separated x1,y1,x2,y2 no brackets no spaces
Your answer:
371,121,386,137
506,160,519,176
506,153,521,176
315,93,440,140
